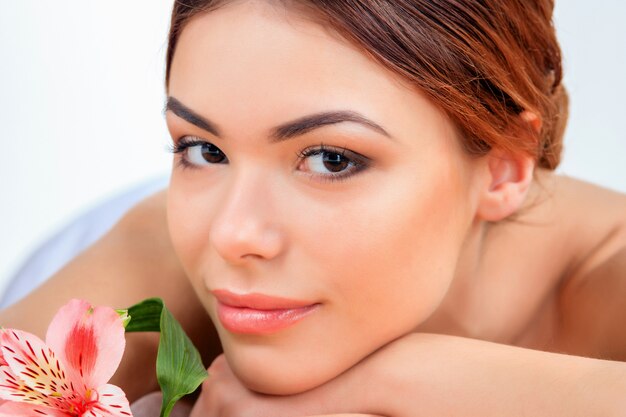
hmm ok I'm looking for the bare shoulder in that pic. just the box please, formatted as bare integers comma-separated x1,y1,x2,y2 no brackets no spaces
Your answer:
0,187,221,402
550,172,626,220
116,188,169,236
548,173,626,280
546,173,626,360
0,188,178,335
517,170,625,273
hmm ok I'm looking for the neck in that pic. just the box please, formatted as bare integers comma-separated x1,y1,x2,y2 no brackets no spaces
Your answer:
415,169,555,340
415,217,490,339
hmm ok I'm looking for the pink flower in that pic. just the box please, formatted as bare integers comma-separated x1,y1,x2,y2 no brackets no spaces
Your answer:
0,299,132,416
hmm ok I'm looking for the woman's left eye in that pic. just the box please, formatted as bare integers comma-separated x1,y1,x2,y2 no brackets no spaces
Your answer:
296,145,368,183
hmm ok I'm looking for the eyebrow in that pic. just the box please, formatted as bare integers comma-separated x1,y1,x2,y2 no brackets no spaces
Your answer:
164,96,393,142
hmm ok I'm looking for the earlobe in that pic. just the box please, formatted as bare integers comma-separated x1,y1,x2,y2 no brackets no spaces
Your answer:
476,148,535,222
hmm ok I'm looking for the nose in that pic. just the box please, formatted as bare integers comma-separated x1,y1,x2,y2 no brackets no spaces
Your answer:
209,172,286,265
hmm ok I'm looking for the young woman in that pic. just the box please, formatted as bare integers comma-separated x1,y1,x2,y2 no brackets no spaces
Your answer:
1,0,625,415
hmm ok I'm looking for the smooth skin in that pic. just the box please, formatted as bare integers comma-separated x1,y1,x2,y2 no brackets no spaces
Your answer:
2,1,626,415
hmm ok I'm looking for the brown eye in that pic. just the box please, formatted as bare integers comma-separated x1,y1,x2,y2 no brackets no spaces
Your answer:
297,145,368,183
199,143,227,163
186,142,228,165
302,150,353,174
320,152,350,172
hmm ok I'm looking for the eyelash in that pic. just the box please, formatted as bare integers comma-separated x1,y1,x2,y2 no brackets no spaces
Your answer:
167,136,369,183
296,144,369,183
168,138,219,171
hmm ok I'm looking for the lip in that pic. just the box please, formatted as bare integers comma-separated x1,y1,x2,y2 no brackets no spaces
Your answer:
211,289,315,310
212,289,320,334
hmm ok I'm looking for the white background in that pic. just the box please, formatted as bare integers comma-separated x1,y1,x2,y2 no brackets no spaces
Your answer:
0,1,625,294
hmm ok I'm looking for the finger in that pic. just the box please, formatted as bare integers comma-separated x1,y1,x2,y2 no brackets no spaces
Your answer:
169,401,194,417
130,391,194,417
130,391,163,417
301,414,385,417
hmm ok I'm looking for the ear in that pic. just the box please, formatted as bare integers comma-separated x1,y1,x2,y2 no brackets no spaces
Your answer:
475,111,539,222
475,149,535,222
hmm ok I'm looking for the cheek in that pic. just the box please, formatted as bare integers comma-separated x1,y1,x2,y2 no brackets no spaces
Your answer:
299,127,471,325
165,172,216,285
310,170,467,335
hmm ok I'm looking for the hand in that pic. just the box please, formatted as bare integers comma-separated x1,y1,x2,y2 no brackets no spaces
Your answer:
189,354,384,417
130,391,193,417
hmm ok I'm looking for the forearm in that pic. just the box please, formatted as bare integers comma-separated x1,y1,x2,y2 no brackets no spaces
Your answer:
364,333,626,417
186,332,620,416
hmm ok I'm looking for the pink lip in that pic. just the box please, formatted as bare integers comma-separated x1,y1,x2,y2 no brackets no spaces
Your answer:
211,289,315,309
212,289,320,334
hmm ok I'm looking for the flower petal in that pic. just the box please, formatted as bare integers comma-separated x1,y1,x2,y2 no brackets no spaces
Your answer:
85,384,132,417
45,300,126,391
0,362,48,405
0,329,73,403
0,400,69,416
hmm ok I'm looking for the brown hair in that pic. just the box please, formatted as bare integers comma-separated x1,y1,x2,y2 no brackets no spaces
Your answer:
165,0,568,170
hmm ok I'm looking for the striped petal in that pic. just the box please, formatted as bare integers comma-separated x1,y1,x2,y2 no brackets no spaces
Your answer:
0,400,69,416
0,363,49,405
85,384,132,417
0,329,73,402
46,300,126,393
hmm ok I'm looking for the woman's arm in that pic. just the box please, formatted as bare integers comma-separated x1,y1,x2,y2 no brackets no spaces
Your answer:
0,189,222,403
187,333,626,416
368,333,626,416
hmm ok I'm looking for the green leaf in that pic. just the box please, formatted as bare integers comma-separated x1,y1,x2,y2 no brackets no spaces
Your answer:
126,298,163,332
125,297,208,417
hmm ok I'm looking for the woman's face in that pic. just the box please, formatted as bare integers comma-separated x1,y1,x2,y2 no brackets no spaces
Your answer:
166,0,482,395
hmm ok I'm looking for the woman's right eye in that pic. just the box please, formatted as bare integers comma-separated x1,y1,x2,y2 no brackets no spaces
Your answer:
169,138,228,168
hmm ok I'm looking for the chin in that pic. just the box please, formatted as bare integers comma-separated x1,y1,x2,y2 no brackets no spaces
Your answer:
225,346,344,395
238,372,320,395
